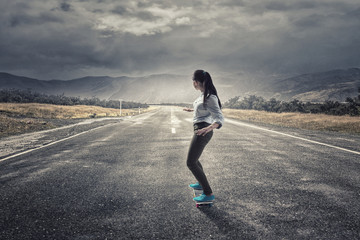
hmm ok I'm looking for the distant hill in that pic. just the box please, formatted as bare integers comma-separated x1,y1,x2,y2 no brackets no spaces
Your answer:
260,68,360,102
1,68,359,103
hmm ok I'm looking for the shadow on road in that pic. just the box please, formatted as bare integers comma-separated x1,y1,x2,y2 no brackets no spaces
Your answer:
199,205,257,239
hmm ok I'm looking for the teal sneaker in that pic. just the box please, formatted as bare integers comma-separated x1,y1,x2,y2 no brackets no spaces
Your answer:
193,193,215,202
189,182,203,190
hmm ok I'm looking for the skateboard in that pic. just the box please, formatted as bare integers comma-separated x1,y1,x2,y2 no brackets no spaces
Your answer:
192,189,214,208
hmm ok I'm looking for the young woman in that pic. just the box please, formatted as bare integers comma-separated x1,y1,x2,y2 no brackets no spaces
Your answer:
183,69,224,202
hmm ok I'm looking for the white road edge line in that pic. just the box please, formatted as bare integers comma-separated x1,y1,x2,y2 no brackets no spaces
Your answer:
172,128,176,134
226,118,360,156
0,123,118,162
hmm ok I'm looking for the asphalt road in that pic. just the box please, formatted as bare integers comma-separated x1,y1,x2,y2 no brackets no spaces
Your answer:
1,106,359,239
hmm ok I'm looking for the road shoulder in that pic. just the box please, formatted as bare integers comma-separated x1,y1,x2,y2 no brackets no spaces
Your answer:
0,117,123,160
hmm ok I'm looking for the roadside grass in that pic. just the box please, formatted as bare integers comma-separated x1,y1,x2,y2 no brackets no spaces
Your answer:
222,108,360,134
0,103,154,119
0,115,55,137
0,103,157,137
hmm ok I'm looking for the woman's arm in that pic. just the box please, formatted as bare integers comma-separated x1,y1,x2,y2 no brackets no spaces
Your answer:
196,122,219,136
183,108,194,112
207,95,224,128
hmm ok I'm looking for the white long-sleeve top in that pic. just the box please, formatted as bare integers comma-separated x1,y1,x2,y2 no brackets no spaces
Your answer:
193,93,224,129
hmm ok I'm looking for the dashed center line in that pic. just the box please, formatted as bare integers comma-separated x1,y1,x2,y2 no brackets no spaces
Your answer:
170,107,181,134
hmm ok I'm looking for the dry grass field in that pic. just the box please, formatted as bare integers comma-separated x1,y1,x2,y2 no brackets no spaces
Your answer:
222,108,360,134
0,103,156,137
2,103,359,137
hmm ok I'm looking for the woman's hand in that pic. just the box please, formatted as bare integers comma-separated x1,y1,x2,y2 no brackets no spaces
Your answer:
183,108,194,112
196,123,219,136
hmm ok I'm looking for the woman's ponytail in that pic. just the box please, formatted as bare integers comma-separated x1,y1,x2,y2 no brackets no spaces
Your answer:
203,71,209,107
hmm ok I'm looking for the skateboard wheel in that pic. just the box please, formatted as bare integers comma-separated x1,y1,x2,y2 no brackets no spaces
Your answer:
196,204,199,208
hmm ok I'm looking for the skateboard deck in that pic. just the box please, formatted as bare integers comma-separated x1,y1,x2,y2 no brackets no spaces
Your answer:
192,189,213,208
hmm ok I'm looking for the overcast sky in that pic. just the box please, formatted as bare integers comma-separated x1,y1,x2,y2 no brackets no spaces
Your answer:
1,0,359,80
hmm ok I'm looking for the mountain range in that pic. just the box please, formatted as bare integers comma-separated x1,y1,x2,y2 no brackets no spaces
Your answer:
0,68,359,103
263,68,360,102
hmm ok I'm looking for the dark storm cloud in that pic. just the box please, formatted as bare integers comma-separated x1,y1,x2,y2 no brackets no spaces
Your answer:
111,5,127,15
60,2,72,12
264,1,315,11
8,12,63,27
0,0,359,79
210,0,360,74
111,5,160,21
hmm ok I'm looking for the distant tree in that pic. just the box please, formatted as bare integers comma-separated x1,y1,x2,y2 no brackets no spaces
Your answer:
224,96,240,108
0,89,148,109
268,98,281,112
345,97,354,103
288,99,305,113
223,94,359,116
